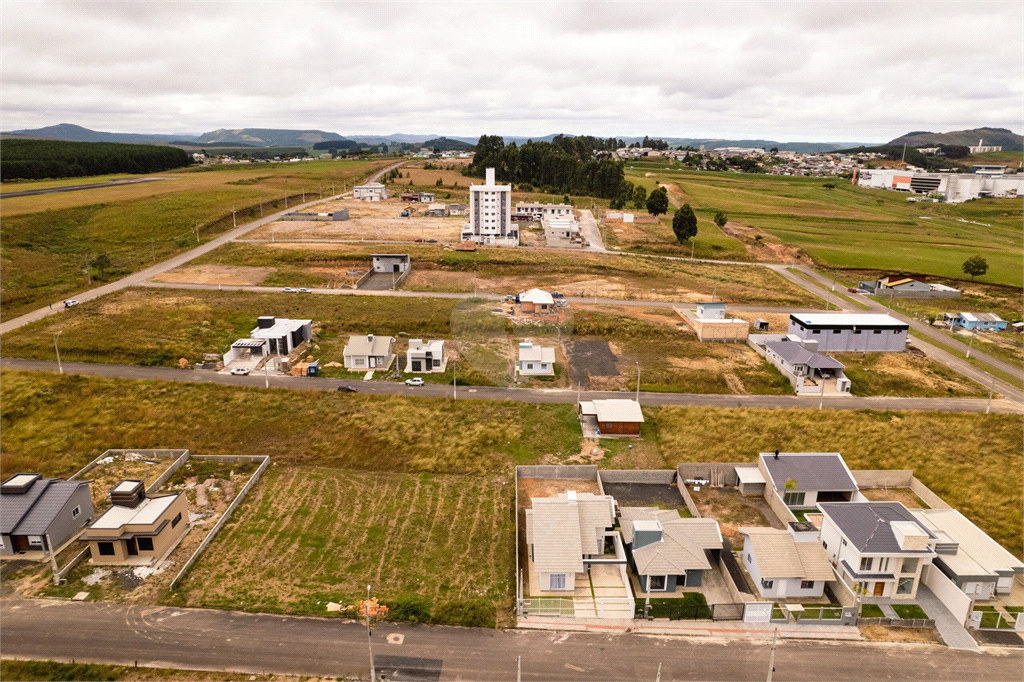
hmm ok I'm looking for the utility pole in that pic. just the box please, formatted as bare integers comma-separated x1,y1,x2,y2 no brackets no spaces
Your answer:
259,195,263,217
302,189,306,202
319,185,323,199
886,288,895,310
365,585,376,682
47,533,60,585
284,194,288,209
636,361,641,402
264,360,269,389
453,360,457,400
986,374,996,414
218,260,222,291
232,207,237,228
151,238,156,263
966,327,978,359
766,628,778,682
195,222,201,244
690,239,695,260
712,282,717,303
819,373,826,410
655,662,662,682
517,656,521,682
54,331,63,374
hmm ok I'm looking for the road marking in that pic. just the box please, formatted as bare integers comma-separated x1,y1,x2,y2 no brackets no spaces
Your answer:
565,663,586,672
387,633,404,645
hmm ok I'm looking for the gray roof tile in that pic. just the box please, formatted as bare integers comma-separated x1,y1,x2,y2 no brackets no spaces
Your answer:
1,478,89,535
819,502,936,553
760,453,858,493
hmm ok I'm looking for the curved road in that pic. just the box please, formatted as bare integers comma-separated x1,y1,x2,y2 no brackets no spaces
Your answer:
3,358,1018,414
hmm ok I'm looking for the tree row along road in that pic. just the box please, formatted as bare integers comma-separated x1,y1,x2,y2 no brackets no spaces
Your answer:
0,160,407,336
3,358,1019,414
1,599,1015,681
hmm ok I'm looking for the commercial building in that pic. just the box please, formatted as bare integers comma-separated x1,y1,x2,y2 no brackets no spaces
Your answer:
787,313,908,352
515,202,573,220
353,183,388,201
462,168,517,246
855,168,1022,203
968,139,1002,154
1,474,93,559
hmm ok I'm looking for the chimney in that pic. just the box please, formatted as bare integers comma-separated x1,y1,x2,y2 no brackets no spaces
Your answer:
774,449,780,460
486,167,496,185
367,334,374,343
632,520,663,550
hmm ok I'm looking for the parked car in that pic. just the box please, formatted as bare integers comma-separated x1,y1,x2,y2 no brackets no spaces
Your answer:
414,238,424,243
551,292,564,299
847,287,858,293
282,287,297,293
63,300,80,308
405,377,424,387
298,288,312,293
229,367,250,376
426,238,438,243
337,385,357,393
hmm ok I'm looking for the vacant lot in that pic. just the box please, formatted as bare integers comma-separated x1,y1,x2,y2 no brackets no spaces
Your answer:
625,161,1024,287
834,351,989,398
655,406,1024,555
687,486,776,544
860,487,930,509
0,159,389,319
172,466,514,626
0,660,297,682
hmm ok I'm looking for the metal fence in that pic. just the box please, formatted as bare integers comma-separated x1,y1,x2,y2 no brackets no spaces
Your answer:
975,610,1020,630
711,603,745,621
521,598,575,616
639,601,712,620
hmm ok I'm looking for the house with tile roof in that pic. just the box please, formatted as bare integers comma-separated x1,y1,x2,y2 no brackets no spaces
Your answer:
740,524,836,599
524,491,617,594
1,473,93,560
620,507,723,594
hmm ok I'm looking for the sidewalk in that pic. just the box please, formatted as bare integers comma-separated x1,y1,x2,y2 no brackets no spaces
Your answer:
517,616,864,641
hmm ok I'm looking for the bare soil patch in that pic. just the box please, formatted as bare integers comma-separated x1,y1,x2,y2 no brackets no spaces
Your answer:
565,339,619,386
687,485,779,545
859,625,944,645
151,264,276,286
82,452,176,511
517,477,600,510
860,487,930,509
400,269,476,293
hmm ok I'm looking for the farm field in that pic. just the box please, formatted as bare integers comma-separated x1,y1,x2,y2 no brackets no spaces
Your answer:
623,161,1024,287
0,159,390,320
172,466,515,626
183,240,820,306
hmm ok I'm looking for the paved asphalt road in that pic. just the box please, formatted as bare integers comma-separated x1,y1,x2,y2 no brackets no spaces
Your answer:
577,208,606,251
0,176,175,199
0,161,405,336
2,599,1018,681
4,358,1019,414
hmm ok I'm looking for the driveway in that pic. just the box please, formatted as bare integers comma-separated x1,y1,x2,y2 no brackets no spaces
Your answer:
915,584,979,650
577,209,606,252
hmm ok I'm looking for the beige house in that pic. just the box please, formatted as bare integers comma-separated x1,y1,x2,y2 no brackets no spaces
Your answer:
83,481,189,566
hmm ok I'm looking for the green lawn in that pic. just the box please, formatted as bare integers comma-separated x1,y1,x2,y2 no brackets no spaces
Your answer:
861,603,885,618
892,603,929,620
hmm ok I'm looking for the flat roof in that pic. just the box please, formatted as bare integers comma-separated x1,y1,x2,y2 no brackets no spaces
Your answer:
89,494,179,530
790,313,907,328
735,468,766,484
112,480,143,494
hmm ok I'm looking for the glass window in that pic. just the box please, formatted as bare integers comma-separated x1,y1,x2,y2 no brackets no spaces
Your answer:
137,537,154,552
859,557,873,572
897,577,914,595
649,575,667,591
822,541,828,550
761,579,774,589
873,329,882,334
72,505,81,519
171,512,182,528
98,542,115,556
902,558,919,574
812,329,821,334
784,492,805,506
549,574,566,590
800,580,815,589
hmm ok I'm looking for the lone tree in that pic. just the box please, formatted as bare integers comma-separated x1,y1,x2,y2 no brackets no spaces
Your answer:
90,253,111,275
672,204,698,243
632,184,648,209
646,187,669,216
713,210,728,228
436,177,443,186
962,255,989,280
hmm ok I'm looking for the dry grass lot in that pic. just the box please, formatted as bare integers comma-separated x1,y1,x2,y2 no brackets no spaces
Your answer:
0,660,306,682
835,351,988,398
174,466,516,626
150,264,278,286
687,486,776,545
860,487,930,509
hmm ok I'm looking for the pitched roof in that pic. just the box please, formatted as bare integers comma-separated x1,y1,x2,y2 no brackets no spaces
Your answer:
764,341,845,370
520,288,554,305
760,452,858,492
912,509,1023,575
344,334,394,357
591,399,644,424
740,527,835,580
621,507,722,575
818,502,935,554
528,493,615,574
1,476,89,535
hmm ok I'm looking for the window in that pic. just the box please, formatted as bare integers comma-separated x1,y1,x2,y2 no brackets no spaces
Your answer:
841,538,847,546
171,512,182,528
822,541,828,550
137,537,154,552
812,329,821,334
800,580,815,589
649,575,667,591
854,329,862,335
527,364,533,370
746,553,752,563
878,557,889,571
873,329,882,334
761,579,774,590
897,577,914,595
71,505,81,519
783,491,805,506
860,557,873,572
902,558,919,574
98,542,115,556
549,574,566,590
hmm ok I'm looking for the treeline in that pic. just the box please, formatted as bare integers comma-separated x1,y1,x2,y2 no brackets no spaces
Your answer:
466,135,626,198
1,139,193,180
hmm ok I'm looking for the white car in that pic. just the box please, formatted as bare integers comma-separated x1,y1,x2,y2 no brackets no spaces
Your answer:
229,367,250,376
405,377,424,386
298,288,312,293
282,287,297,293
63,300,80,308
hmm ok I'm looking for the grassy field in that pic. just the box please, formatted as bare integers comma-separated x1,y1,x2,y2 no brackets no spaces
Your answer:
0,159,390,319
188,240,821,307
0,660,295,682
169,466,515,627
623,161,1023,287
655,406,1024,555
834,351,989,398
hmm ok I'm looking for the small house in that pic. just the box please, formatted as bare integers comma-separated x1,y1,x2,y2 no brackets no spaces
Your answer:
448,204,467,216
1,474,93,559
759,451,860,509
518,341,555,376
740,525,835,599
519,288,555,314
620,508,722,593
424,203,448,217
371,254,410,274
83,481,189,566
405,339,446,373
343,334,395,370
353,183,388,201
577,399,645,436
943,312,1007,332
677,302,749,342
762,340,850,394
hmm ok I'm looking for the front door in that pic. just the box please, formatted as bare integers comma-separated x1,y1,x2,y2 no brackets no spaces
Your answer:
873,582,885,597
412,360,422,372
12,535,29,552
126,538,138,556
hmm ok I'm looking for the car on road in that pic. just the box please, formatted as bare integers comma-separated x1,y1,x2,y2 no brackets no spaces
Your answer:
848,287,858,293
585,240,591,247
229,367,250,376
282,287,297,293
63,300,80,308
426,238,438,243
337,385,357,393
298,288,312,293
405,377,424,386
414,238,424,242
551,292,564,298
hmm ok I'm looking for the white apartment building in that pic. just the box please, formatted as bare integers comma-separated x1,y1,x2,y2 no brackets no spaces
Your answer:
969,139,1002,154
353,183,388,201
462,168,517,246
515,202,573,219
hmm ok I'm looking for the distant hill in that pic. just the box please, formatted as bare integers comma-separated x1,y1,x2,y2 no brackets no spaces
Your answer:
422,137,473,151
2,123,191,145
889,128,1023,152
190,128,345,146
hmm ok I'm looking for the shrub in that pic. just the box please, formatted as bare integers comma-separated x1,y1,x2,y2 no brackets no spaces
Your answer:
388,595,432,623
432,598,496,628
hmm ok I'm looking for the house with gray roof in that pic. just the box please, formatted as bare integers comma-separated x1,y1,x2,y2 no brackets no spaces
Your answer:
620,507,723,594
818,501,936,600
758,451,861,509
343,334,395,370
1,474,93,559
761,339,851,395
740,524,835,599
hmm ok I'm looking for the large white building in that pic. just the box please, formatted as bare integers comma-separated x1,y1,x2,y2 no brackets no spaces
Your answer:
787,313,908,352
462,168,517,246
969,138,1002,154
855,168,1022,203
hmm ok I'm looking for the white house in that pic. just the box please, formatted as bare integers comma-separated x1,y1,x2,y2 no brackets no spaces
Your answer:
405,339,446,373
787,313,908,352
525,491,617,594
462,168,517,246
740,525,836,599
761,339,850,395
223,316,313,369
758,451,861,509
353,182,388,201
518,341,555,376
343,334,395,370
818,502,936,600
516,202,573,219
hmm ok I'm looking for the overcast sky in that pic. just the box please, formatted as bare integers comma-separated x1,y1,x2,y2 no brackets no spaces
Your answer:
2,1,1021,142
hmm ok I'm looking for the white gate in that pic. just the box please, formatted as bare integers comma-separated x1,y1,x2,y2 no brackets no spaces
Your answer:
744,602,772,623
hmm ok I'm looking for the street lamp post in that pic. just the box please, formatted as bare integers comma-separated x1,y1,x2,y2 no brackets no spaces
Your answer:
966,327,978,359
54,331,63,374
635,362,641,402
365,584,376,682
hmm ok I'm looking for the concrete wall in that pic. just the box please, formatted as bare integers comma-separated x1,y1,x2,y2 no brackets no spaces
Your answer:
764,487,798,524
149,451,192,493
923,564,973,626
516,465,599,481
676,463,752,487
827,575,857,607
599,470,675,484
851,469,914,488
70,449,189,482
678,484,701,519
876,288,961,299
910,477,952,510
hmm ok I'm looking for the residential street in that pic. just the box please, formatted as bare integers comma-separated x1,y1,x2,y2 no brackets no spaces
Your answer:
2,599,1018,681
577,208,606,251
3,358,1019,414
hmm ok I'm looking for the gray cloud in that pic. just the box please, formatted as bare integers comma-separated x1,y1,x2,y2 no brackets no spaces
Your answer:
1,0,1020,142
